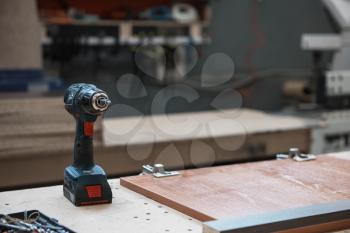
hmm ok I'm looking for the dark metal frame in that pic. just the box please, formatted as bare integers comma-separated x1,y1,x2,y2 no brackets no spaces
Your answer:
203,200,350,233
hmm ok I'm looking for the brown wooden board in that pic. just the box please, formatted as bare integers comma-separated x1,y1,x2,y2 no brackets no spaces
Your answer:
120,155,350,222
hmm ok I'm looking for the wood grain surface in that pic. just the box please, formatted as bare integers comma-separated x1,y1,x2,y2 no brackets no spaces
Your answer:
121,155,350,222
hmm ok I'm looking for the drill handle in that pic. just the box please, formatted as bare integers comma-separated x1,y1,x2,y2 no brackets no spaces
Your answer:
73,119,95,169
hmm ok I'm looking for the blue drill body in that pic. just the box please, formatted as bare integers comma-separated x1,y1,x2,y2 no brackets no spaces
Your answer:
63,83,112,206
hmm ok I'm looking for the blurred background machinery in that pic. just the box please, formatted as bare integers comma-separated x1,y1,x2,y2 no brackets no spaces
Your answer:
1,0,350,189
297,0,350,154
301,0,350,109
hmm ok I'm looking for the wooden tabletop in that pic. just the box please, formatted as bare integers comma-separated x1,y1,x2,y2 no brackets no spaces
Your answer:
1,153,349,233
0,180,202,233
121,153,350,221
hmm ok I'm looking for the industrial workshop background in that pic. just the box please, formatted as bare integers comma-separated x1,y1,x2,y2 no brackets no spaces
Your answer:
1,1,350,232
0,0,349,190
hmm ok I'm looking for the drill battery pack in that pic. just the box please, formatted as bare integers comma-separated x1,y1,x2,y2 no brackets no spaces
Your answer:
63,165,112,206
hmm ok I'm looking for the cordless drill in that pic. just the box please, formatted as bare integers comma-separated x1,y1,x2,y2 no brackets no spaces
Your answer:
63,83,112,206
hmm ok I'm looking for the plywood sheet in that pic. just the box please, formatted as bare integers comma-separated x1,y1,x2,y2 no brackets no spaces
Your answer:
103,109,321,146
0,97,103,158
0,180,202,233
121,155,350,221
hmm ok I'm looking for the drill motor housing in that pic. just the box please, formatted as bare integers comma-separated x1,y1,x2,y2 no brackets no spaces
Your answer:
63,83,112,206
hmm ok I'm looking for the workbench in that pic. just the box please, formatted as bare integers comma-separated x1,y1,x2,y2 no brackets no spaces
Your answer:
0,179,202,233
1,152,349,233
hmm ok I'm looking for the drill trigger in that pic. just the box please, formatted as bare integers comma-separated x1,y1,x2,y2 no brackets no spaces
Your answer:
84,121,94,137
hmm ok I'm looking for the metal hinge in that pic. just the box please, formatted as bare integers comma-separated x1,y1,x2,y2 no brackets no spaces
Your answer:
276,148,316,162
142,164,180,178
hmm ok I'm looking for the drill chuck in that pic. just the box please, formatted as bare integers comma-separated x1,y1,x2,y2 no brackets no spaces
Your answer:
91,92,111,111
64,83,111,116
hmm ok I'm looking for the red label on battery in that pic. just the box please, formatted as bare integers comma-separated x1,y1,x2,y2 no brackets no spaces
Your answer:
85,185,102,198
84,122,94,136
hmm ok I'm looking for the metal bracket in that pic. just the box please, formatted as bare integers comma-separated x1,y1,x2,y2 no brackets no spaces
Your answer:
276,148,316,162
142,164,180,178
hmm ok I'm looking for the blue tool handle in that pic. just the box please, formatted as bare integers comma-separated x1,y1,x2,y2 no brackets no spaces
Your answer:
73,118,94,170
